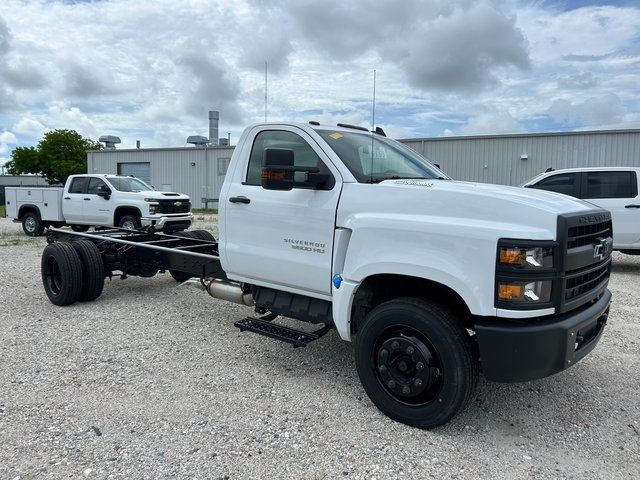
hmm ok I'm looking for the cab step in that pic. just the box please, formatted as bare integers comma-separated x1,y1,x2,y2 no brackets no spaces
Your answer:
234,316,332,348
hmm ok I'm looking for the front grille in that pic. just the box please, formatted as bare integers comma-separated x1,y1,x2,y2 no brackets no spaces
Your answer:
156,200,191,214
568,220,612,249
565,260,611,301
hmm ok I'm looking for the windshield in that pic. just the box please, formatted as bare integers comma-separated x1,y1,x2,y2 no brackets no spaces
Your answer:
108,177,153,192
317,130,448,183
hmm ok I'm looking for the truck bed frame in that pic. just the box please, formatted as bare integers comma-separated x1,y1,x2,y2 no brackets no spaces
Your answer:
47,227,226,280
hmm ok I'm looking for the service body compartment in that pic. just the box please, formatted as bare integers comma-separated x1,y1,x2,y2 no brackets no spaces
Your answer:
5,187,64,221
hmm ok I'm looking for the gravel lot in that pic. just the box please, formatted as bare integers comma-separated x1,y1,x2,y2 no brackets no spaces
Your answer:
0,216,638,479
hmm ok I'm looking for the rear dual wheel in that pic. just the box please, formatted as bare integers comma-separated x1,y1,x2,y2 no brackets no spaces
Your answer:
168,230,216,282
354,298,479,429
41,241,105,305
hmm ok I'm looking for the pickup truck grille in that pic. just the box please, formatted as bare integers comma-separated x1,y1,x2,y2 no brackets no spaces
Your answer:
156,200,191,214
567,220,613,249
565,260,611,301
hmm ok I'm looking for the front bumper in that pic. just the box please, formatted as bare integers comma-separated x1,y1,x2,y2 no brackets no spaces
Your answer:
475,289,611,382
141,213,193,231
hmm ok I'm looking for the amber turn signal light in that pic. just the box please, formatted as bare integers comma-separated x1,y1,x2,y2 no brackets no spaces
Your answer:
499,247,525,265
498,283,524,300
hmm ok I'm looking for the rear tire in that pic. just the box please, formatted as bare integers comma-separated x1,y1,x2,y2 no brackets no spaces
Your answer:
354,297,479,429
71,225,90,232
41,243,83,306
190,230,216,242
118,215,141,230
168,231,198,282
22,212,44,236
71,240,105,301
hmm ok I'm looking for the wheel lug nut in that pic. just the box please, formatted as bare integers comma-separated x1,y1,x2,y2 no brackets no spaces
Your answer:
379,365,387,374
388,380,396,388
406,346,414,355
402,386,411,395
414,378,423,387
416,362,425,371
391,341,399,350
380,349,388,360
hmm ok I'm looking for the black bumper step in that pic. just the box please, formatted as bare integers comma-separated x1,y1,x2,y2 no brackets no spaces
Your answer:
234,317,326,348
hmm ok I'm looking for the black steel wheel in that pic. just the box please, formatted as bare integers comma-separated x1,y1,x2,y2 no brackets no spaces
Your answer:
22,211,44,236
41,242,83,306
72,240,105,301
354,297,479,429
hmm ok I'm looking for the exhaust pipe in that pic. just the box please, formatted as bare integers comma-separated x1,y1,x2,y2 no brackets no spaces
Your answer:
179,278,255,306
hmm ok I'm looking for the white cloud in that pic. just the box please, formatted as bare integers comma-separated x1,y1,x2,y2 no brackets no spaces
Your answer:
12,116,46,137
460,109,521,135
0,130,18,154
547,94,626,128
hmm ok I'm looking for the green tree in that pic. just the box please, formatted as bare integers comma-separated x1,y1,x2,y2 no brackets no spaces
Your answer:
6,129,102,184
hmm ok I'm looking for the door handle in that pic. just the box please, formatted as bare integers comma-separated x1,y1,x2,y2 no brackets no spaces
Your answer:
229,196,251,204
625,204,640,208
84,198,91,201
64,197,70,200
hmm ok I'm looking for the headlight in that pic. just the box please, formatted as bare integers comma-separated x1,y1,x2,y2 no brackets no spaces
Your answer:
499,246,554,269
498,280,552,303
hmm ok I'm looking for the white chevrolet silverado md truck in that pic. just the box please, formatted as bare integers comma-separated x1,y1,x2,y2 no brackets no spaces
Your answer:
6,174,193,235
39,122,613,428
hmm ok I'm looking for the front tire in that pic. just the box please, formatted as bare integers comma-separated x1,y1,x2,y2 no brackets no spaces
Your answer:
71,225,90,232
354,298,479,429
118,215,141,230
168,231,198,282
22,212,44,236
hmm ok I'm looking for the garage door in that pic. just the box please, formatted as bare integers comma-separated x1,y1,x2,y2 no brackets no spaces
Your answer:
117,162,151,185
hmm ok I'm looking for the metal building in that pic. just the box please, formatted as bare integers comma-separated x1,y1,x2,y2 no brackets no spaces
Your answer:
400,129,640,186
86,146,235,209
87,128,640,207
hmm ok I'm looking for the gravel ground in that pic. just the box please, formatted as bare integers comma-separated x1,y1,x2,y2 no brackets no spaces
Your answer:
0,216,638,479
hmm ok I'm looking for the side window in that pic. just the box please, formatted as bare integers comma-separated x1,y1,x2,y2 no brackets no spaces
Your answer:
68,177,89,194
532,173,578,197
87,177,107,195
584,171,637,199
245,130,334,189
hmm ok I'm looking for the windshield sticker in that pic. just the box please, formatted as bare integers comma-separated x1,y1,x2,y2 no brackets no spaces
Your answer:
329,132,343,140
394,180,435,187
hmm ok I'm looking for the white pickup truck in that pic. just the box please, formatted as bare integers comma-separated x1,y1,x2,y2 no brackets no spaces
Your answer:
5,174,193,235
40,122,613,428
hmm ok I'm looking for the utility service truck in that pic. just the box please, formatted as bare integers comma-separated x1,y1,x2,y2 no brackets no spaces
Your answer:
39,122,613,428
6,174,193,236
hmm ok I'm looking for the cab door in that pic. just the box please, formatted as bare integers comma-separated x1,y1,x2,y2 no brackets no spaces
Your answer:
581,170,640,247
83,177,112,224
223,127,341,297
63,177,89,224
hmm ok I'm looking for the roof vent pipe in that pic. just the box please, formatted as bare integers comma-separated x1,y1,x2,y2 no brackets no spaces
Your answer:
209,110,219,146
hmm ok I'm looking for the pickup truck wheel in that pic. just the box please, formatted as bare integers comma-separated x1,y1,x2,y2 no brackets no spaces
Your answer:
619,249,640,255
168,231,197,282
118,215,141,230
22,212,44,236
354,298,479,429
72,240,105,301
71,225,90,232
41,243,83,306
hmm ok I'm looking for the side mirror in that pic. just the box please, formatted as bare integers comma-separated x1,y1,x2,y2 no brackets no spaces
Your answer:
97,185,112,199
261,148,329,191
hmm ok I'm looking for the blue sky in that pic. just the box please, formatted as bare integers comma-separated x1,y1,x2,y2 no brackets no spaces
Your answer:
1,0,640,164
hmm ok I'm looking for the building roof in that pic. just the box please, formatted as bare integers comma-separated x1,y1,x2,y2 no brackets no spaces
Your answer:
399,128,640,143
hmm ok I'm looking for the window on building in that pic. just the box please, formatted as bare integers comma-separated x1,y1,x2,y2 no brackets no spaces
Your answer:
532,173,579,197
583,171,637,199
218,157,231,176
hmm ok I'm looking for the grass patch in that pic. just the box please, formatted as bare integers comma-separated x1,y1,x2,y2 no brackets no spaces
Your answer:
0,204,5,217
192,208,217,214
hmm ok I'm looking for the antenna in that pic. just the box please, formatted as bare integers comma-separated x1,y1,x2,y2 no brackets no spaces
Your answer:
370,69,376,184
264,60,268,122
